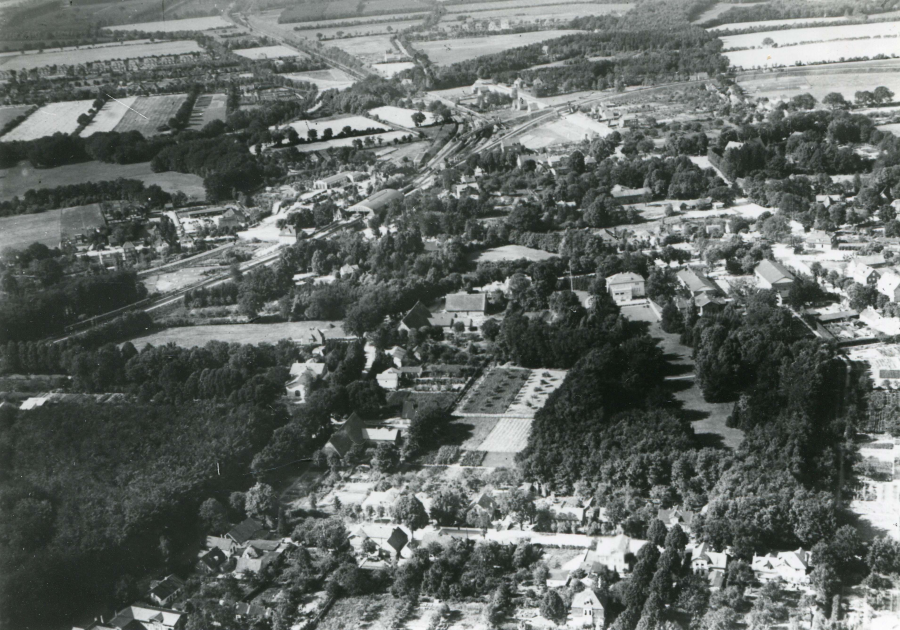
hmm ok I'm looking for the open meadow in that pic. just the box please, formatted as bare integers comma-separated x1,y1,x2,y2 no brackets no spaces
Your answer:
736,61,900,101
1,100,94,141
281,68,356,90
0,160,205,202
726,37,900,69
232,44,307,59
330,35,398,62
112,94,188,135
128,321,349,348
80,96,137,137
0,40,203,72
372,61,415,77
369,105,434,127
721,21,900,51
414,30,583,65
709,11,900,32
0,210,66,251
445,1,632,23
104,15,232,32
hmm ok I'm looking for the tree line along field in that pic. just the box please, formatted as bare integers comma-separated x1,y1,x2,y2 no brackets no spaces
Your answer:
279,0,430,24
0,39,203,72
736,64,900,102
413,30,584,65
720,21,900,51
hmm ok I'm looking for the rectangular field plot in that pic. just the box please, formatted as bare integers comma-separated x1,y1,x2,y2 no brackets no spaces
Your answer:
128,321,349,348
279,115,390,135
1,100,94,141
415,30,583,65
726,37,900,69
281,68,356,91
372,62,415,77
369,105,435,127
104,15,232,32
233,45,306,60
112,94,188,135
290,131,413,152
506,369,566,418
477,418,533,452
458,367,530,415
80,96,138,137
189,93,227,129
738,68,900,102
0,210,66,251
721,21,900,51
330,35,398,61
709,11,900,32
0,40,203,72
292,19,421,40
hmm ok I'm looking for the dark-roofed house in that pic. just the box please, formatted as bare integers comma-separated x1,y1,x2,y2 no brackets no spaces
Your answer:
226,518,270,546
676,269,719,296
657,508,697,534
235,540,284,574
445,292,486,316
322,412,401,459
78,604,187,630
148,575,185,608
197,547,228,574
755,259,795,297
399,301,432,332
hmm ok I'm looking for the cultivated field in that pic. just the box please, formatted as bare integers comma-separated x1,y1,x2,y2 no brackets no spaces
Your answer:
281,68,356,90
445,0,629,14
477,417,533,452
369,105,435,127
520,112,613,150
113,94,188,135
737,64,900,101
372,61,415,77
0,40,203,72
80,96,137,137
0,210,66,251
0,160,205,202
709,11,900,32
721,21,900,50
1,100,94,141
0,105,32,129
850,436,900,541
415,30,583,65
104,15,232,32
445,2,631,23
726,38,900,69
129,321,350,348
292,18,422,40
278,115,390,135
506,369,567,418
459,367,531,415
232,44,307,59
330,34,398,61
189,93,227,129
474,245,558,262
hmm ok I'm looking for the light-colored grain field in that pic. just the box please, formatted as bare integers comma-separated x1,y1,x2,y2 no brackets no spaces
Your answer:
474,245,558,262
130,321,349,348
80,96,138,137
104,15,232,32
189,93,227,129
232,44,307,59
0,160,205,202
281,68,356,90
0,40,203,72
477,417,533,452
737,67,900,102
726,37,900,69
113,94,188,135
0,105,31,129
878,123,900,135
368,105,434,127
709,11,900,32
1,100,94,141
371,61,415,77
721,20,900,50
415,30,583,65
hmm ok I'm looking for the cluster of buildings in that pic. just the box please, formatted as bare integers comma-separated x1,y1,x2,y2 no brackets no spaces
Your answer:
165,206,249,237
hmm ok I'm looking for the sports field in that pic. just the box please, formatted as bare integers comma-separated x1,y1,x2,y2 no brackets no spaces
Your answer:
0,40,203,72
80,96,138,137
415,30,583,65
129,321,350,348
1,100,94,141
233,45,307,59
113,94,188,135
0,161,205,202
104,15,232,32
281,68,356,90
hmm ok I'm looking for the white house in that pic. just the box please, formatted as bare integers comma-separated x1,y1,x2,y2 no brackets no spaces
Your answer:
605,272,645,304
569,589,605,628
805,230,833,251
751,549,811,585
878,271,900,302
691,543,729,576
846,260,880,286
376,367,401,390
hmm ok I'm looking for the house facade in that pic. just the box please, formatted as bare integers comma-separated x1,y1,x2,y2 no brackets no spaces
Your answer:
605,272,645,304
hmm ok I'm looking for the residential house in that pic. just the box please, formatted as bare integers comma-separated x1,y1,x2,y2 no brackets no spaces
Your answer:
569,589,605,628
350,524,410,559
591,535,649,574
197,547,228,574
445,292,487,317
234,603,267,621
691,543,729,576
74,604,187,630
609,184,651,204
657,508,697,534
388,346,409,368
857,254,888,268
676,269,720,296
376,367,401,390
322,412,401,459
285,361,326,400
605,272,646,304
877,272,900,302
755,259,795,297
805,230,833,251
235,540,286,574
751,549,811,585
847,260,881,286
217,208,247,231
468,490,502,522
148,575,184,608
399,301,432,332
696,293,727,316
227,517,270,547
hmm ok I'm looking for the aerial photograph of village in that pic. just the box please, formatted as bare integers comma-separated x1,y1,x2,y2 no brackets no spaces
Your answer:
6,0,900,628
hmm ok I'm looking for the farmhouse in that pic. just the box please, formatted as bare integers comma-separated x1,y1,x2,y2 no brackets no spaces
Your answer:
846,260,881,286
399,301,432,332
226,518,270,546
605,272,645,304
754,259,795,297
804,230,833,251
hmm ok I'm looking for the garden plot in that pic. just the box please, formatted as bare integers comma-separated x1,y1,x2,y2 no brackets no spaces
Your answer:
519,112,613,150
458,367,531,415
0,40,202,72
721,21,900,51
1,100,94,141
372,61,415,77
189,93,227,129
505,369,567,418
233,45,306,59
113,94,188,135
80,96,137,137
726,37,900,69
477,417,533,453
104,15,232,32
281,68,356,90
369,105,435,127
415,30,583,65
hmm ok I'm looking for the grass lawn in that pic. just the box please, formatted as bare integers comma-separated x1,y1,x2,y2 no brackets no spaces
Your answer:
453,415,501,450
128,321,349,348
0,210,65,250
459,367,530,414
